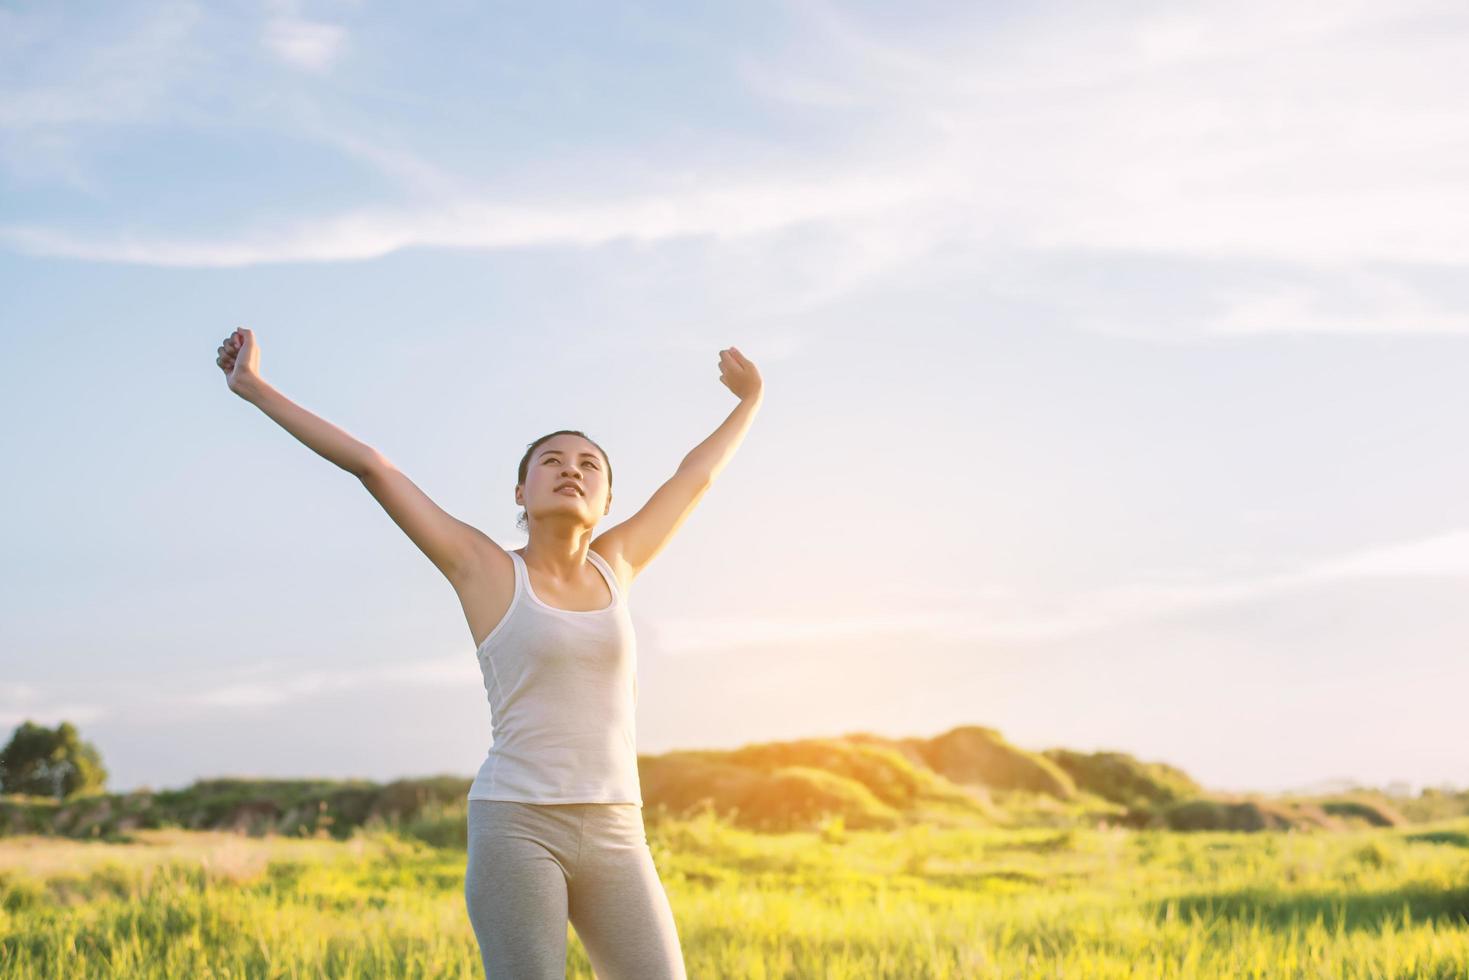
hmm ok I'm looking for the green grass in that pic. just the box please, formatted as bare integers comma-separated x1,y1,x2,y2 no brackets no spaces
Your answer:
2,809,1466,978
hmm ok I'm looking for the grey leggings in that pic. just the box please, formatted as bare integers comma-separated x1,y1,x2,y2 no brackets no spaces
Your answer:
465,799,687,979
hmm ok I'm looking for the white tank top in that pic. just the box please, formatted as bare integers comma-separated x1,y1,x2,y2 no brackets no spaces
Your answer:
467,547,642,805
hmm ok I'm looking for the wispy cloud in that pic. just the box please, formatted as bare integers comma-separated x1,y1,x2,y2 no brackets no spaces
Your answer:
5,0,1469,337
648,528,1469,654
5,530,1466,720
0,680,109,727
0,704,110,728
0,167,931,266
0,2,203,191
0,682,41,703
262,0,347,74
184,653,468,709
1307,529,1469,578
1202,277,1469,338
294,118,470,199
0,2,202,129
742,0,1469,334
0,652,475,729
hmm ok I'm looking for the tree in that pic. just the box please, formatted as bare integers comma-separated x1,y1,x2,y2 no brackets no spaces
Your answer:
0,720,108,799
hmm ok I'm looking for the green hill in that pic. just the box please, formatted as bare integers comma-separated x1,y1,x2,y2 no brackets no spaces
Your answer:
4,722,1463,839
1041,748,1200,810
639,737,997,831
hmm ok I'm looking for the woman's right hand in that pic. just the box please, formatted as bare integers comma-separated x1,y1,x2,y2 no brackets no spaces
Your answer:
216,327,262,396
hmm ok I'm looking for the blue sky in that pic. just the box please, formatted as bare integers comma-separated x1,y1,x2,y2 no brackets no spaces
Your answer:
3,0,1467,796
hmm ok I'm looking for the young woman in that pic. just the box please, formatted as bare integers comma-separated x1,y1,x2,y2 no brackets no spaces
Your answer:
214,327,762,979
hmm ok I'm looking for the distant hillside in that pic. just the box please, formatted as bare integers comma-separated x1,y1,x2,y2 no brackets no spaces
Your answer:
638,736,1002,831
844,725,1077,799
637,725,1457,834
1041,747,1200,810
0,775,473,842
3,723,1465,838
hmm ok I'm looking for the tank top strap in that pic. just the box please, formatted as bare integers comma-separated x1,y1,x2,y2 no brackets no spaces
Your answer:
507,549,529,591
585,548,621,604
508,548,620,608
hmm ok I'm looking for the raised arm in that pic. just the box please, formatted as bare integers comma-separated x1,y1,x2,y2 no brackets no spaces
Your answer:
216,327,491,582
594,346,763,579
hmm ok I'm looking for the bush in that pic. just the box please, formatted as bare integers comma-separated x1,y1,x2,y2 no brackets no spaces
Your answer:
1043,748,1199,810
0,721,108,800
1320,797,1407,828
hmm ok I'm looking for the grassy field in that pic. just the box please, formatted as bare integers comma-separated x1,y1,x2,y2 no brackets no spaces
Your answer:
2,805,1466,978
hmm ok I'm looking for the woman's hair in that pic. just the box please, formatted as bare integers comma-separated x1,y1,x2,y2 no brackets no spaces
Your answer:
515,429,614,533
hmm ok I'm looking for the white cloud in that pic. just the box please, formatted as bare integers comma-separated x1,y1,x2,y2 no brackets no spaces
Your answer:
298,119,469,199
0,703,109,728
262,11,347,73
6,530,1464,718
0,682,107,729
0,167,931,267
0,2,202,129
0,2,203,191
1066,265,1469,342
186,653,469,709
647,527,1469,655
741,0,1469,333
6,0,1469,337
2,651,473,730
1203,278,1469,337
1307,529,1469,578
0,682,41,703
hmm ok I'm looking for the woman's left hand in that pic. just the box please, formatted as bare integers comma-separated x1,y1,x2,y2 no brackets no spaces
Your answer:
718,347,763,402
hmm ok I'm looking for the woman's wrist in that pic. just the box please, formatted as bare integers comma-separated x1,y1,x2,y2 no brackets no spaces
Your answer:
232,374,270,404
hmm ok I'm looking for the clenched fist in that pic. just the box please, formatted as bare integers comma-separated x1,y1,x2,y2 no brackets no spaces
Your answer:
717,346,762,402
216,327,262,396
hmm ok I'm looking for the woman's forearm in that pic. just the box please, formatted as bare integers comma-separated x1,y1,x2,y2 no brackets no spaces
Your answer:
680,391,763,483
237,378,380,478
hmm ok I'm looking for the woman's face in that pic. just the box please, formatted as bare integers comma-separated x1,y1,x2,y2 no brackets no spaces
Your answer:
519,436,610,525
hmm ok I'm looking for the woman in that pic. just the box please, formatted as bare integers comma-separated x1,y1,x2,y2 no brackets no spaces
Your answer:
214,327,763,979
